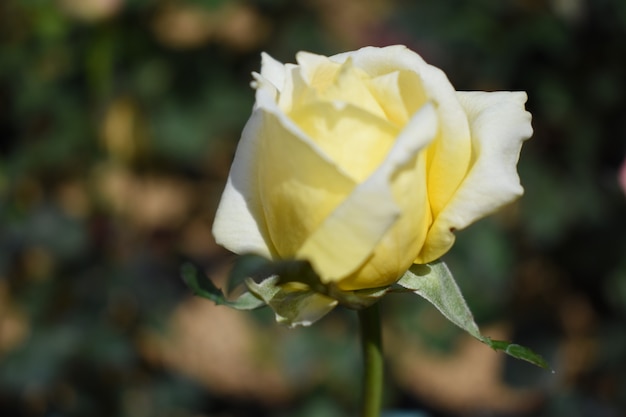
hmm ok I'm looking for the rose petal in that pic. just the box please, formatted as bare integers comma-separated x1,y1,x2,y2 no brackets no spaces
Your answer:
332,45,472,216
260,52,286,92
298,103,438,285
289,100,398,182
337,156,431,291
366,70,416,126
212,109,274,258
276,63,305,112
253,85,357,259
295,51,342,87
287,53,388,121
416,91,532,263
317,58,387,119
213,75,355,258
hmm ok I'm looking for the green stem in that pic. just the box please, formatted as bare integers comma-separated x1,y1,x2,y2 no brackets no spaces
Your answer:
358,302,383,417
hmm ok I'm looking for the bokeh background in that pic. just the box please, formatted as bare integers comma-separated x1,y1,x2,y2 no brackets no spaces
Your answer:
1,0,626,416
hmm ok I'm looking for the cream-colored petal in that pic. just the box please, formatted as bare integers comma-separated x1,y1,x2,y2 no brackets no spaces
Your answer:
253,85,356,260
260,52,286,92
336,150,430,290
212,106,274,258
318,58,387,119
416,91,532,263
298,103,438,284
411,62,471,219
289,100,398,182
395,69,429,119
334,45,472,216
276,64,303,112
296,173,400,285
296,51,341,88
330,45,433,84
213,77,355,258
366,71,408,126
291,54,387,119
277,52,340,113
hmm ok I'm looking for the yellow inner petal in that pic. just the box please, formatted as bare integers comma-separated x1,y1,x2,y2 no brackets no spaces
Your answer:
285,57,404,183
336,149,431,290
366,69,428,126
256,111,356,259
264,50,449,284
315,58,387,120
289,102,398,183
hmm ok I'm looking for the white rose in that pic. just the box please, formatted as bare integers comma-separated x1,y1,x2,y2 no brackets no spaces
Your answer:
213,45,532,291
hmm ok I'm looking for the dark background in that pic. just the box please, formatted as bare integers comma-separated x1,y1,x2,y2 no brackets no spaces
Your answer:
1,0,625,416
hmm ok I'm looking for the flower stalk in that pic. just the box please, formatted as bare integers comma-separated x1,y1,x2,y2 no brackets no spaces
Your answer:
358,302,383,417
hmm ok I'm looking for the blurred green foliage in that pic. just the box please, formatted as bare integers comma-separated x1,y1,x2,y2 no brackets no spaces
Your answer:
1,0,626,416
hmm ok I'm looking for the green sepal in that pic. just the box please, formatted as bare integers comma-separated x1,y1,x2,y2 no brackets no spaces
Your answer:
181,263,265,310
231,255,390,310
397,261,551,370
326,285,389,310
227,254,274,292
246,276,338,328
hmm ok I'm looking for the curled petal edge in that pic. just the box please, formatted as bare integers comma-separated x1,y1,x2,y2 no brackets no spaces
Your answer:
416,91,532,263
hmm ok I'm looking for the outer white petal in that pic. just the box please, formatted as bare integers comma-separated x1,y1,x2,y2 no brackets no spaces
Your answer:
214,70,357,258
212,105,274,258
330,45,417,71
260,52,286,91
417,91,532,262
297,103,438,283
450,91,532,226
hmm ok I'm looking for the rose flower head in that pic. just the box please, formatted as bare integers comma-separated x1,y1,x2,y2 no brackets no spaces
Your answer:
191,45,544,365
213,45,532,293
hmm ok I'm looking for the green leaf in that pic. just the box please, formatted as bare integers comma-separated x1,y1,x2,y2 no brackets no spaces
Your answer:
180,263,265,310
397,262,481,337
486,339,552,370
397,261,551,370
